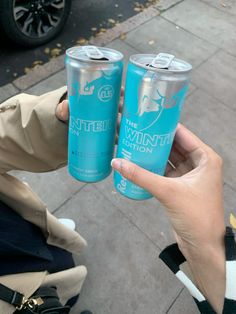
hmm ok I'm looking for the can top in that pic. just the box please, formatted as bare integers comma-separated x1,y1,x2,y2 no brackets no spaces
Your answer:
66,46,123,63
130,53,192,73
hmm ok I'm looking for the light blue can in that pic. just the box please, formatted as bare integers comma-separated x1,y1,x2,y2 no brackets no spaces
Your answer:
66,46,123,182
114,53,192,200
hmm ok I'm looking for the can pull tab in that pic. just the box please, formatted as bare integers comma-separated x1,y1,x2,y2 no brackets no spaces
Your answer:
150,53,175,69
83,45,105,60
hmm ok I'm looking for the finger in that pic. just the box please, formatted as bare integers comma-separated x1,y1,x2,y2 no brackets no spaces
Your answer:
56,100,69,122
168,145,185,167
117,112,121,133
175,124,208,155
121,86,124,97
111,158,175,202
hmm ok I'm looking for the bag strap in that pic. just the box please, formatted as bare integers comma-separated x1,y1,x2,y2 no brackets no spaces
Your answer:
0,283,24,309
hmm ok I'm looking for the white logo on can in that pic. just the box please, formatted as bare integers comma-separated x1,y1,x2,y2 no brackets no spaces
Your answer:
98,85,114,102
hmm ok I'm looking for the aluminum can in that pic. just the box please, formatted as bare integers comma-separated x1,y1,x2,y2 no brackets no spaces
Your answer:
66,46,123,182
114,53,192,200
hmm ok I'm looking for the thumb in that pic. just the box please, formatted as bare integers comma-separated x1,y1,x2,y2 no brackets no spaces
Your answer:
56,100,69,122
111,158,174,202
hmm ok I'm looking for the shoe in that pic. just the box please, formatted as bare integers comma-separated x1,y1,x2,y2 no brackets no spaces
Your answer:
58,218,76,231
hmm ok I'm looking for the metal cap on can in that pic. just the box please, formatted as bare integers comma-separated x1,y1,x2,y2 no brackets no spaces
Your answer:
66,46,123,63
130,53,192,73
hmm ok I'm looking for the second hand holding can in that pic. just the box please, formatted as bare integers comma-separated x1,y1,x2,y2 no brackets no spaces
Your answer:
114,53,192,200
66,46,123,182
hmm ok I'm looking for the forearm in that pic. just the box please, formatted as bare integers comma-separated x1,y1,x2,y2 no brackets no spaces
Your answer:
0,87,68,173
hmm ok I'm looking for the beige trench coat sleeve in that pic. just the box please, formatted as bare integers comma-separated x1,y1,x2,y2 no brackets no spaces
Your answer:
0,87,87,252
0,86,68,173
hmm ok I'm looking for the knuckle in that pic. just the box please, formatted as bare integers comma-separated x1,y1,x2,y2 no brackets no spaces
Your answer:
125,164,138,182
207,148,223,167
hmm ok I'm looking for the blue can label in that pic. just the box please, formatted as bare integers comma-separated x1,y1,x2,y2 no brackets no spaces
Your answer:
67,63,123,182
114,62,188,199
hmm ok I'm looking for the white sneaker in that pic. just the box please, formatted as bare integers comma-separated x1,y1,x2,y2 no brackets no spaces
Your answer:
58,218,76,231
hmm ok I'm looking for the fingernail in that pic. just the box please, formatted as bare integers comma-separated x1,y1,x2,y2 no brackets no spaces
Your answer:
111,158,122,171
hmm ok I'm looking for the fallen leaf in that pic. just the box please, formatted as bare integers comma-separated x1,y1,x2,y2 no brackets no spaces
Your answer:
13,73,18,77
96,31,105,37
119,33,126,40
76,38,88,45
56,43,62,47
117,13,123,18
108,18,116,24
100,28,107,32
134,7,142,12
50,48,61,58
33,60,43,67
91,27,97,31
44,47,50,54
148,39,155,45
230,213,236,229
24,67,31,74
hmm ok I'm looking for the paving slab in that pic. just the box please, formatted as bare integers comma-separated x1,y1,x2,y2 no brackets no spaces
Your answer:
181,88,236,190
93,173,175,250
90,6,159,46
201,0,236,15
155,0,184,11
13,55,64,91
10,167,85,212
191,50,236,111
162,0,236,56
167,288,198,314
56,184,182,314
26,69,66,95
0,83,19,103
124,16,218,68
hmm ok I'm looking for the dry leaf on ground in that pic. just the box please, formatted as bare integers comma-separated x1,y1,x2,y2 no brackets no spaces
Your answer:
119,33,126,40
51,48,61,57
44,47,50,54
76,38,88,45
33,60,43,66
24,67,31,74
230,213,236,229
108,18,116,24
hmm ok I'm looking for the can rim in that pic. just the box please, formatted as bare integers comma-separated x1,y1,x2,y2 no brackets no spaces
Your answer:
129,54,192,73
66,46,124,63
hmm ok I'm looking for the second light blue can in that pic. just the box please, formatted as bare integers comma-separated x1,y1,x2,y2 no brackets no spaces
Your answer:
114,53,192,200
66,46,123,182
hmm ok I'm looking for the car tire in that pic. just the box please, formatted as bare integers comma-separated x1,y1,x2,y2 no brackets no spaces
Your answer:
0,0,72,47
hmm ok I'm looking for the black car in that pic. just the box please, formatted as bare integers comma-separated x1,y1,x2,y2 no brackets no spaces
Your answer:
0,0,72,47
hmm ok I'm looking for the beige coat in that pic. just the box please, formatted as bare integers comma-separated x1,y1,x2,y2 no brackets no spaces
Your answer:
0,87,87,313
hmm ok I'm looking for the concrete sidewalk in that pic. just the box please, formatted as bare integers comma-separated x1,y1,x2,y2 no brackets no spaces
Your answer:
1,0,236,312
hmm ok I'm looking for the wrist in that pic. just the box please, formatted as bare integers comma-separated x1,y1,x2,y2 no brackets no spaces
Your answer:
183,241,226,314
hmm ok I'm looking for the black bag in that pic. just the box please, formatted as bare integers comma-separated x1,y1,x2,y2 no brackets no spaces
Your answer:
0,284,70,314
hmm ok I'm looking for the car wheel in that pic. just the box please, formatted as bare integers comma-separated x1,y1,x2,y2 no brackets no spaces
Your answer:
0,0,72,47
